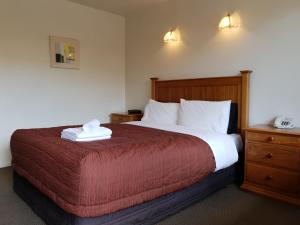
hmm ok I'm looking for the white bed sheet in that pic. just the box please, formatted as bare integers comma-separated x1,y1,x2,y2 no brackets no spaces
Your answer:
126,121,242,172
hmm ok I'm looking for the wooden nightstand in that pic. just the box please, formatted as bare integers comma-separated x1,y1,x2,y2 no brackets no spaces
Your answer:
242,125,300,206
111,113,143,124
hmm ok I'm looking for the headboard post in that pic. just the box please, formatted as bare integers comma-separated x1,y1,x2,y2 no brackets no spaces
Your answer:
240,70,252,136
150,77,159,100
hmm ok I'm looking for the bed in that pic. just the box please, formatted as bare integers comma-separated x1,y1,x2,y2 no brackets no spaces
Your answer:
11,70,252,225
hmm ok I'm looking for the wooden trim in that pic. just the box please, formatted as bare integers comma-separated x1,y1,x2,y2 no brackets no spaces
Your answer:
150,77,159,100
241,70,252,137
245,125,300,136
150,70,252,136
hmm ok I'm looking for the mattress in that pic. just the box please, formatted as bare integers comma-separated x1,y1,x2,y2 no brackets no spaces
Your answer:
11,124,215,217
127,121,241,171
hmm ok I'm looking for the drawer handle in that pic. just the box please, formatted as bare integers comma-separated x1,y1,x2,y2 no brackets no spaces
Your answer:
265,175,273,181
268,136,275,142
266,153,273,159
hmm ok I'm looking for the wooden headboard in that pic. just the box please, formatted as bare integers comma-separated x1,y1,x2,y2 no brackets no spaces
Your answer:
150,70,252,136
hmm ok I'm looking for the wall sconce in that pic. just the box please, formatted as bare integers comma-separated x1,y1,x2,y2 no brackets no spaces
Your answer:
164,29,178,43
219,14,238,30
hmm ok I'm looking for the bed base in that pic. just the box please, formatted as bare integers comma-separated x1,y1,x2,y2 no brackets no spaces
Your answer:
13,164,238,225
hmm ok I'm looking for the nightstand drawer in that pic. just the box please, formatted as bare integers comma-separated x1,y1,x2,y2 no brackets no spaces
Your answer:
246,163,300,194
111,113,143,124
111,115,130,123
247,142,300,171
247,132,300,147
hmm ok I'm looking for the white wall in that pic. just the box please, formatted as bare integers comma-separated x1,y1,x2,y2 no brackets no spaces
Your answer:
126,0,300,127
0,0,125,168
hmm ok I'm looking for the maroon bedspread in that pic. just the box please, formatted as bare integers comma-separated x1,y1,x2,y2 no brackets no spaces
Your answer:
11,124,215,217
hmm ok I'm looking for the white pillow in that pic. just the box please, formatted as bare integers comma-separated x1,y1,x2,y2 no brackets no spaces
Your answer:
178,99,231,134
142,99,179,125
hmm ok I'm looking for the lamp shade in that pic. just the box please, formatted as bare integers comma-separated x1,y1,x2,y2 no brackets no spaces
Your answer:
164,29,177,42
219,14,236,30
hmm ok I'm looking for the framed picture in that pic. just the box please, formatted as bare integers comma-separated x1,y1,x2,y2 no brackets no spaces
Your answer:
49,36,80,69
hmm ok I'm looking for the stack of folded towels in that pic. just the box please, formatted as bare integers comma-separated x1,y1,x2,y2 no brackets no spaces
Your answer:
61,119,112,142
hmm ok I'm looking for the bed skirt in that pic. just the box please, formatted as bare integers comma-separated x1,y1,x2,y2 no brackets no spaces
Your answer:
13,164,238,225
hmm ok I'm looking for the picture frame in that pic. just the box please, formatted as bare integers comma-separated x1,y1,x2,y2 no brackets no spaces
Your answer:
49,36,80,69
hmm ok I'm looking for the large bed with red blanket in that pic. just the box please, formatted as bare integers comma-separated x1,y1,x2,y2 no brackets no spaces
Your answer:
11,123,215,218
11,71,251,225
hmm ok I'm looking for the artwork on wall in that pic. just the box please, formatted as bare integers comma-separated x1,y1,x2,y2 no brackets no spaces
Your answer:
49,36,80,69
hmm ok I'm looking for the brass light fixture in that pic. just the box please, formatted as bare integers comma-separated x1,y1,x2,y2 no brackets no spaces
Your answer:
219,14,238,30
164,29,178,42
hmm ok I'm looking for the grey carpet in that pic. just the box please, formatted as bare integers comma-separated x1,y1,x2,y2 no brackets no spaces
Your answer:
0,167,299,225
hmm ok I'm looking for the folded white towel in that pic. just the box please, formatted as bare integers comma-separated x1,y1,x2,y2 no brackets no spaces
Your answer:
61,132,111,142
62,127,112,139
82,119,101,132
61,119,112,142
